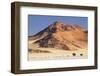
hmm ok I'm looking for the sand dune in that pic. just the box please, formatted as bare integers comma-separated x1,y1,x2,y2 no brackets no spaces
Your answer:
28,45,87,61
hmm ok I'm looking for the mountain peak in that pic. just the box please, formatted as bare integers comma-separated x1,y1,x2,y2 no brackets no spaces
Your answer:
53,21,64,25
32,21,85,38
48,21,80,32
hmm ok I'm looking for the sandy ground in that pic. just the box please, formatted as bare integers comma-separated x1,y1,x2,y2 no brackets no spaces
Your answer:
28,40,88,61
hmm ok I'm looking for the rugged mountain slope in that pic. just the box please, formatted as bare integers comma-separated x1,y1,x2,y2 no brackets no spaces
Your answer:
29,21,87,51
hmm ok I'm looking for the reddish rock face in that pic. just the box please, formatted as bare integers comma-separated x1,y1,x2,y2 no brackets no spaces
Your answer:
29,21,88,51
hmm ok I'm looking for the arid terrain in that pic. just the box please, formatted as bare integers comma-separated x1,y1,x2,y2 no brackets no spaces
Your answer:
28,21,88,61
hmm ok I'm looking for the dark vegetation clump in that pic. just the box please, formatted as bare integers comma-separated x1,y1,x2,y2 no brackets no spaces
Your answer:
80,53,83,56
72,53,76,56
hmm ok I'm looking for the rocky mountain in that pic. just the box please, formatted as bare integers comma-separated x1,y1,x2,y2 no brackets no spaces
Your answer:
29,21,88,51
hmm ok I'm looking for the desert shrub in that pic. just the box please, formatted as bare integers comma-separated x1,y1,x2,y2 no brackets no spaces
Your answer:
80,54,83,56
72,53,76,56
